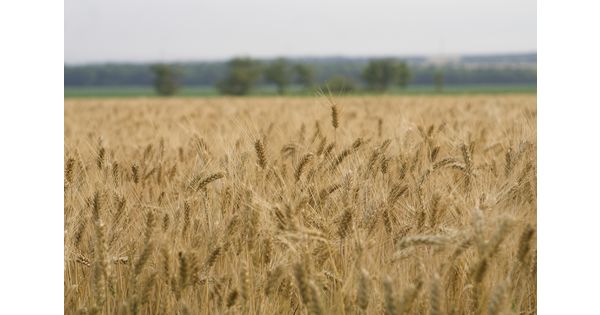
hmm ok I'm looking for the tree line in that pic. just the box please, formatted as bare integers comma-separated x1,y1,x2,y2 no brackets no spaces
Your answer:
152,58,416,96
65,56,537,96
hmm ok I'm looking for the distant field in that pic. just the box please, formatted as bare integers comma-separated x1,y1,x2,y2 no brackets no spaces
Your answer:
64,84,536,98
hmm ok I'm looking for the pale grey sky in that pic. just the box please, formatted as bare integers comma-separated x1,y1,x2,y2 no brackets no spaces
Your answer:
65,0,536,64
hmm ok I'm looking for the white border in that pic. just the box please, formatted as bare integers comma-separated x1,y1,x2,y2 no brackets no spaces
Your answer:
2,0,600,313
538,0,600,313
0,0,64,312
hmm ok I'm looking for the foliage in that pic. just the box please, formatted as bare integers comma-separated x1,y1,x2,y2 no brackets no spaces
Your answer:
362,59,411,91
264,58,293,95
294,64,316,90
65,54,537,88
323,76,357,94
151,64,180,96
217,58,263,95
395,62,410,88
434,69,445,93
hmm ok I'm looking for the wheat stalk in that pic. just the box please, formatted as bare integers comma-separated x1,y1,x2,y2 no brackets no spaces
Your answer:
255,139,267,169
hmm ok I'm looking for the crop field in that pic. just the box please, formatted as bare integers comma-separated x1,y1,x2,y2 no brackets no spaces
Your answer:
64,95,536,314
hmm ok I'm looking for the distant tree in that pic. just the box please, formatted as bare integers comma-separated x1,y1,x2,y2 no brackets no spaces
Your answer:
362,59,411,91
395,62,411,88
217,57,262,95
264,58,293,95
294,64,315,90
151,64,180,96
434,69,444,92
362,59,395,91
323,76,357,94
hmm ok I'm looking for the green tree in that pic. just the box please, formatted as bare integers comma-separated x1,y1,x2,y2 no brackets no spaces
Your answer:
323,76,357,94
395,62,410,88
151,64,180,96
362,59,395,91
217,57,262,95
434,69,444,92
362,59,411,91
264,58,292,95
294,64,315,91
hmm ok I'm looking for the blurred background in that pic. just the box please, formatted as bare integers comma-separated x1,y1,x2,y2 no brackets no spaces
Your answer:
65,0,536,97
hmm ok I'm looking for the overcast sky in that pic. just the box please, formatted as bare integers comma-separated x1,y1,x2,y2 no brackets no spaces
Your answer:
65,0,536,64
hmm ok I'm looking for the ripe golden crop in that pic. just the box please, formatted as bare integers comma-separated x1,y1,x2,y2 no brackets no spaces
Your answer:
65,95,536,314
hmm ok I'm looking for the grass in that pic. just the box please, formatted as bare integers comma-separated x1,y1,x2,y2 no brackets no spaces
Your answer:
64,84,536,98
65,94,536,314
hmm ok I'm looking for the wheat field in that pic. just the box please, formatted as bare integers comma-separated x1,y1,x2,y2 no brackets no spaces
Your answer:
64,95,536,315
